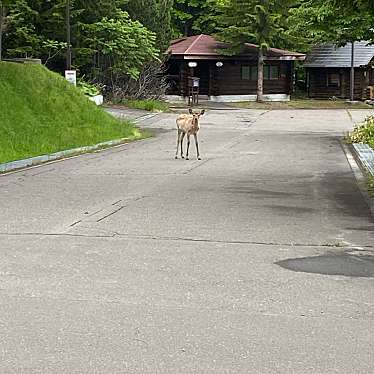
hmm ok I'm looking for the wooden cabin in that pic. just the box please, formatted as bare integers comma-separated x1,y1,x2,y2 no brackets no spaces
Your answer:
165,34,305,102
304,42,374,100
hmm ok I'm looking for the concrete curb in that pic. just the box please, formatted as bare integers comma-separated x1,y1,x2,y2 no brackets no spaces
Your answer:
105,109,160,122
341,142,374,218
352,143,374,175
0,137,132,174
0,110,160,175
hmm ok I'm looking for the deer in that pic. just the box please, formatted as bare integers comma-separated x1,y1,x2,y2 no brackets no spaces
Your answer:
175,108,205,160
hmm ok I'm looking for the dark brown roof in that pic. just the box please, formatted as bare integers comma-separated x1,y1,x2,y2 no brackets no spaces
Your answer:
304,42,374,68
167,34,305,61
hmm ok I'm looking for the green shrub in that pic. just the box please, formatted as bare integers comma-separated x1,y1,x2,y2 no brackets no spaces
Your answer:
77,79,100,97
348,116,374,149
122,99,169,112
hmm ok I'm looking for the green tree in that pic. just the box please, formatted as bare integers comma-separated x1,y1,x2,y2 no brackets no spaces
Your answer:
126,0,158,32
331,0,374,11
1,0,72,65
125,0,173,52
0,1,6,60
288,0,374,101
172,0,222,37
288,0,374,48
75,0,127,23
157,0,173,51
1,0,164,99
79,10,159,82
217,0,292,101
0,0,21,60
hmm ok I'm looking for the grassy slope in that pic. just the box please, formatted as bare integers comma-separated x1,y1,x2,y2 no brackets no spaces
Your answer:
0,62,140,163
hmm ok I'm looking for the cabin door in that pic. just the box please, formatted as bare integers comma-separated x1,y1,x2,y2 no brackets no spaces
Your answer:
370,69,374,86
194,62,210,95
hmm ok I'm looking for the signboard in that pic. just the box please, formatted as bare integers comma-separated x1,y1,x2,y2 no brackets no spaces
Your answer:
65,70,77,86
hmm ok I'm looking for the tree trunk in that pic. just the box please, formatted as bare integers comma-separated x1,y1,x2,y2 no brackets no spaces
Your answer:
66,0,71,70
350,41,355,101
257,48,264,102
0,3,3,61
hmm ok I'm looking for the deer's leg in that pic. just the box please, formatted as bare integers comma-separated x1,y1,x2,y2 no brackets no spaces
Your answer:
175,129,181,159
180,132,185,158
186,134,191,160
194,134,201,160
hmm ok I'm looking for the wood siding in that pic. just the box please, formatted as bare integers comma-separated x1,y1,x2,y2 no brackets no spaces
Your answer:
215,61,291,95
166,60,293,96
307,67,369,100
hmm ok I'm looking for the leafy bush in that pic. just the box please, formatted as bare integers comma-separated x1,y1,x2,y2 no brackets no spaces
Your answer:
348,116,374,149
122,99,169,112
77,79,100,97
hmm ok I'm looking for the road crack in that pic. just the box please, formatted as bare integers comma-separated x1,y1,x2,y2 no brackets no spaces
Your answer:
2,231,372,250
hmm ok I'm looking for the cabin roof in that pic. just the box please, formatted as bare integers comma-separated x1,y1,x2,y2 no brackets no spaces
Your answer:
167,34,305,61
304,42,374,68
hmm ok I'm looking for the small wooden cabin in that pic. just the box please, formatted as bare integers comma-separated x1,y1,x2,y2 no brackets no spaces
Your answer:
304,42,374,100
165,34,305,102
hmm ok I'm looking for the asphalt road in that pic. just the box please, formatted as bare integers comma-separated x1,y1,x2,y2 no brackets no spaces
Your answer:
1,108,374,373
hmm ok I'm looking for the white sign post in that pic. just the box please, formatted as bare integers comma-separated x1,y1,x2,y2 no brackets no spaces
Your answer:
65,70,77,86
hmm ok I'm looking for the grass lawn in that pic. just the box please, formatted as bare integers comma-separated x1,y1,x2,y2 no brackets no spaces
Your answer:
0,62,143,164
120,99,169,112
231,98,373,110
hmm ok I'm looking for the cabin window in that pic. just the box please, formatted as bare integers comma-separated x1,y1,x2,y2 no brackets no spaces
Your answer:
250,66,258,80
327,73,340,87
241,66,251,80
241,65,279,80
264,66,280,80
241,66,258,80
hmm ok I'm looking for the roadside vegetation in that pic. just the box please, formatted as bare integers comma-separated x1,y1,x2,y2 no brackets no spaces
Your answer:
346,115,374,197
77,79,101,97
0,62,142,164
348,116,374,149
232,99,372,110
120,99,169,112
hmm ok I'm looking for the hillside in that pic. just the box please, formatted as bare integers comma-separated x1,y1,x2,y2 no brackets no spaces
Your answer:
0,62,140,164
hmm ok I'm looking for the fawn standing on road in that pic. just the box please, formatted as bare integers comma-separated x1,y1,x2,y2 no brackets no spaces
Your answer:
175,108,205,160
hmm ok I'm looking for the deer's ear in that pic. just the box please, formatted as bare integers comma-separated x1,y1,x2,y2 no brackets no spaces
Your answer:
200,110,205,116
188,108,193,114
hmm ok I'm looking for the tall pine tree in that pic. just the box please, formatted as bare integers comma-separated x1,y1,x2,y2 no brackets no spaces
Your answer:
217,0,291,101
125,0,173,52
157,0,173,51
172,0,221,37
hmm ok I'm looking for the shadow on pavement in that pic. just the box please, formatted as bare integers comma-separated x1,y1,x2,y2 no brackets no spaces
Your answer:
276,251,374,278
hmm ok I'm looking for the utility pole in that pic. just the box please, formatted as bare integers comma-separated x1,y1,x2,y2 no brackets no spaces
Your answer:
350,41,355,102
66,0,71,70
